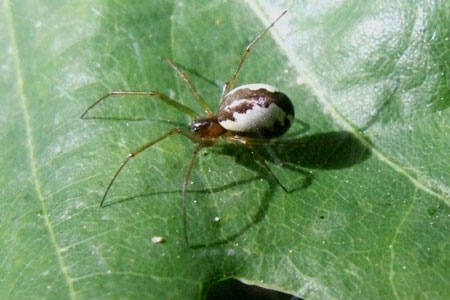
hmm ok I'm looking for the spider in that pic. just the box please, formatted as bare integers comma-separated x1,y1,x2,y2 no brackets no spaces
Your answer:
81,10,293,246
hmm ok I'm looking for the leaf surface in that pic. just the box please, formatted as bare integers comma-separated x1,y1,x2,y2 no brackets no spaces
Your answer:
1,0,449,299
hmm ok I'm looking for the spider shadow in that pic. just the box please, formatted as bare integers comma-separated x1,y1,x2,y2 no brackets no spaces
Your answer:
217,130,372,171
185,130,372,247
102,176,282,248
81,115,186,127
101,176,263,207
171,61,223,90
103,175,290,249
102,130,371,248
182,130,370,248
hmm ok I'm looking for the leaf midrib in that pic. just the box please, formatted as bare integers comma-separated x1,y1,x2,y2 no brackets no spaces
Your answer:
247,0,450,207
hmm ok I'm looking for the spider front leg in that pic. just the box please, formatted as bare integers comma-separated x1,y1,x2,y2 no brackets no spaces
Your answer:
80,90,198,119
100,128,200,207
223,10,287,95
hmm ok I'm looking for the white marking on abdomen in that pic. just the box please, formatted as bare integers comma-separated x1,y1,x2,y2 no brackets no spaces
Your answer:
227,83,278,95
219,100,287,132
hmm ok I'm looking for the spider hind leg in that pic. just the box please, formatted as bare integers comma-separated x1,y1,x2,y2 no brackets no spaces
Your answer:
225,136,289,193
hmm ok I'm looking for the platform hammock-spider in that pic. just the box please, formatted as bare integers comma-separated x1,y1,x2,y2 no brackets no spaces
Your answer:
81,11,294,246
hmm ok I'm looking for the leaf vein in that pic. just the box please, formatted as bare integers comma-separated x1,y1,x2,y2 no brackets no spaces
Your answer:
388,187,418,300
4,1,77,298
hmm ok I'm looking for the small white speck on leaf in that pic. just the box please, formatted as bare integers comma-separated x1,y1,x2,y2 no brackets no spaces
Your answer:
151,236,164,244
227,248,235,256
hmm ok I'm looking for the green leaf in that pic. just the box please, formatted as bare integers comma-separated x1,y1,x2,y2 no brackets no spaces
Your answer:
1,0,449,299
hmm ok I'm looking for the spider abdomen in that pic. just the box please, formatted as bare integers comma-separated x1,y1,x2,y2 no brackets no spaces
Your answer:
217,84,294,139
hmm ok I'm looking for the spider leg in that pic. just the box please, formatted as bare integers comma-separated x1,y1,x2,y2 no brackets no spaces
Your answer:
182,143,205,247
223,10,287,95
250,147,288,193
166,58,213,115
224,136,288,193
100,128,200,207
80,91,198,119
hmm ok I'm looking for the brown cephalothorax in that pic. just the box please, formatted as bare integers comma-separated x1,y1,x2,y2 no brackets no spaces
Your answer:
190,115,226,139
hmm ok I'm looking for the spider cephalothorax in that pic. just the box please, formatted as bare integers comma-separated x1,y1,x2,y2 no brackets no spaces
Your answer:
190,115,226,139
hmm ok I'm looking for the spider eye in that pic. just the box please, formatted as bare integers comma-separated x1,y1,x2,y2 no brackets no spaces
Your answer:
190,121,200,132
